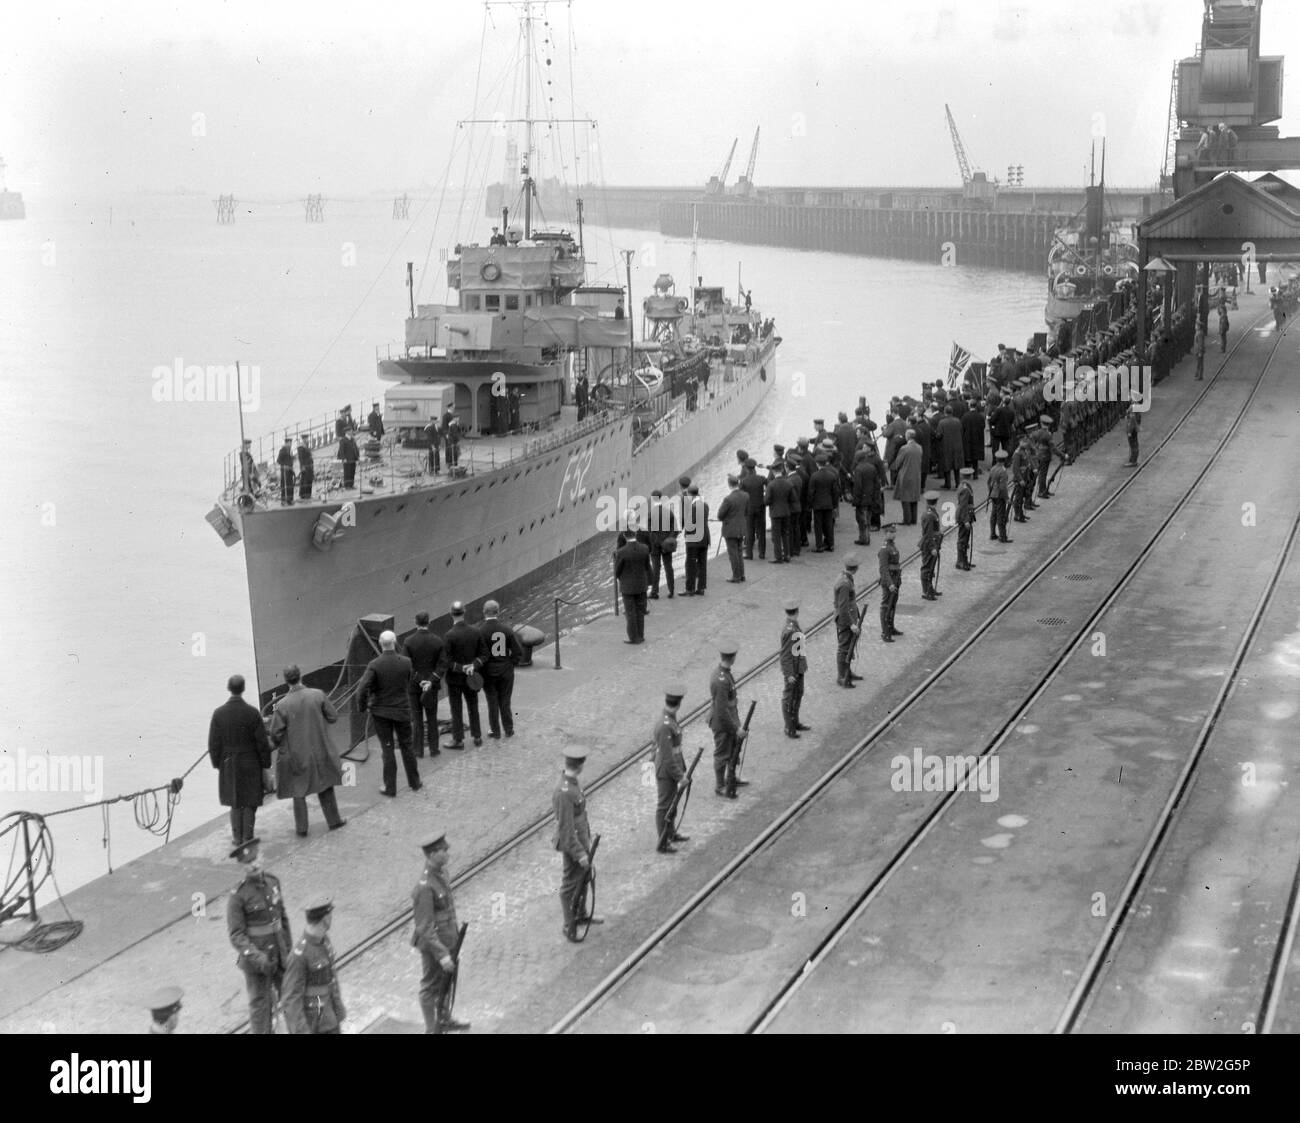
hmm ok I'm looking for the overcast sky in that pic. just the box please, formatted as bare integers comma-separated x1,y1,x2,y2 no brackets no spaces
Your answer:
4,0,1300,198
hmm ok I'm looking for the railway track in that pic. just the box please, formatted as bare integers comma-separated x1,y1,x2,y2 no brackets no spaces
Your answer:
547,310,1296,1034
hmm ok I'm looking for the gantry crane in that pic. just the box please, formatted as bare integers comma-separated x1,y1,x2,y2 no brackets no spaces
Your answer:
945,104,996,208
945,103,972,185
734,127,760,197
706,138,738,195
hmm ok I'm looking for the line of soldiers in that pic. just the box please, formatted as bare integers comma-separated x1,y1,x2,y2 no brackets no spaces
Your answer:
224,830,469,1034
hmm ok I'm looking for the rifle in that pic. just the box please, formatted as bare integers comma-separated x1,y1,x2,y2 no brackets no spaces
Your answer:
439,921,470,1029
1048,451,1071,490
568,833,601,943
659,747,705,850
727,700,759,797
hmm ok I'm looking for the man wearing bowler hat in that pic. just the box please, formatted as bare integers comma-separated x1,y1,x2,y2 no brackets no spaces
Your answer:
412,828,470,1033
282,895,345,1034
227,836,292,1034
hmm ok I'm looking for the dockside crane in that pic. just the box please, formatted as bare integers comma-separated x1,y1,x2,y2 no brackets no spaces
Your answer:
944,103,996,208
706,138,738,195
734,127,760,197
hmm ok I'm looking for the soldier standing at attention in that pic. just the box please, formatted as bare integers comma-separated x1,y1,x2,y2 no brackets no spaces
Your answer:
553,748,600,942
296,435,314,500
282,896,345,1035
988,449,1013,543
276,435,295,505
878,524,903,643
708,639,747,797
653,685,689,853
443,602,484,749
919,492,943,601
412,829,470,1034
143,987,183,1034
779,600,810,737
401,612,447,758
367,401,385,439
423,416,443,474
227,837,292,1035
239,437,260,493
1125,404,1141,466
810,453,840,552
740,458,767,561
833,556,862,688
1034,415,1066,499
955,467,977,570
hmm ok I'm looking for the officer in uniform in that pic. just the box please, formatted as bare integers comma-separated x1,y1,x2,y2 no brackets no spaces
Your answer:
282,895,346,1034
1034,414,1065,498
740,459,767,560
1021,426,1040,510
653,685,689,852
779,600,810,736
143,986,183,1034
226,837,292,1035
955,467,977,570
708,639,747,797
988,449,1012,543
412,829,470,1034
833,556,862,688
296,435,314,500
553,747,600,941
1009,436,1031,522
878,524,903,643
765,460,793,563
276,435,295,505
919,491,943,601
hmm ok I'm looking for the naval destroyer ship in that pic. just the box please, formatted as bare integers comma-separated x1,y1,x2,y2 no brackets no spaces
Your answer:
207,5,779,703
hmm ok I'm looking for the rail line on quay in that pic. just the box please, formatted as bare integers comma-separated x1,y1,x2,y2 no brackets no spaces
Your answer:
548,310,1289,1034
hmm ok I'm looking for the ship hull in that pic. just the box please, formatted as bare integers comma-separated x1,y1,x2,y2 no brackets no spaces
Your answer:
239,343,776,696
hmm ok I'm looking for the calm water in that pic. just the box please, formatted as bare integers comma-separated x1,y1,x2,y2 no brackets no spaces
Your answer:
0,193,1043,893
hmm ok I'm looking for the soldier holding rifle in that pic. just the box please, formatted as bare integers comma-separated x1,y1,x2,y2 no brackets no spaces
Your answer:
412,828,470,1034
653,684,693,854
553,747,602,942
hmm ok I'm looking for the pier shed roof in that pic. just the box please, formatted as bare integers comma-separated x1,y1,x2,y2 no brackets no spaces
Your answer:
1138,172,1300,259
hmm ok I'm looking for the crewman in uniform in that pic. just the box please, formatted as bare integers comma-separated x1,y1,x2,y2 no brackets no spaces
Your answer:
1034,414,1067,498
296,435,314,500
367,401,385,439
878,524,903,643
282,896,346,1034
653,685,689,852
833,556,862,688
955,467,977,570
708,639,747,797
553,747,601,941
276,435,295,505
337,427,360,490
1009,435,1032,522
919,491,943,601
143,987,183,1034
226,837,293,1035
779,600,810,736
412,829,470,1034
443,601,484,749
239,437,260,492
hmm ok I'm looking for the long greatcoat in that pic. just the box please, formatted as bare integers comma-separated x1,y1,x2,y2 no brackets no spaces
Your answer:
890,440,923,503
208,695,272,809
270,684,344,800
962,406,987,467
937,415,965,475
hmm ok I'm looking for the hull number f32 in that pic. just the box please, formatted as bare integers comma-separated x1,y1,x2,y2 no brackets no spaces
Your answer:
558,445,594,510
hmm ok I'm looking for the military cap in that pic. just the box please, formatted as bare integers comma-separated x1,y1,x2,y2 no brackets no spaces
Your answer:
783,598,800,612
773,444,785,455
564,746,590,762
924,490,940,503
419,830,448,853
735,448,749,461
744,458,757,469
813,418,825,427
664,682,687,702
959,467,974,477
450,600,465,615
651,487,663,497
717,638,739,656
241,438,252,446
820,439,836,450
303,894,334,921
282,434,292,442
993,449,1009,459
678,475,691,489
1039,414,1053,425
796,436,810,447
230,837,261,861
143,986,184,1016
843,553,861,569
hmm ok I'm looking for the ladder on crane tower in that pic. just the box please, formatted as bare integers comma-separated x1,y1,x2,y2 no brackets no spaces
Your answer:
1160,63,1179,190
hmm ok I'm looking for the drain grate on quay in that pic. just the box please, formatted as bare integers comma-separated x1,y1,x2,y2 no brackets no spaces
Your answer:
1036,616,1068,627
1062,573,1094,581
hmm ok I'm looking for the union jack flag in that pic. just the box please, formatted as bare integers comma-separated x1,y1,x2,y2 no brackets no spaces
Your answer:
946,341,973,388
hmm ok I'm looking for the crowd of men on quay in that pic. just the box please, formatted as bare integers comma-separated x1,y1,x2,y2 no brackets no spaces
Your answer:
185,280,1212,1036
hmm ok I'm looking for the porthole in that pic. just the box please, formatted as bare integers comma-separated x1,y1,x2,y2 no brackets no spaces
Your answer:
421,566,428,576
476,544,482,553
373,507,383,517
403,573,410,583
445,558,452,567
396,503,406,512
461,551,467,561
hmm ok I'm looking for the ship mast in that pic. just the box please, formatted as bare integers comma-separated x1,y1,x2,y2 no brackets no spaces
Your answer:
524,1,534,239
